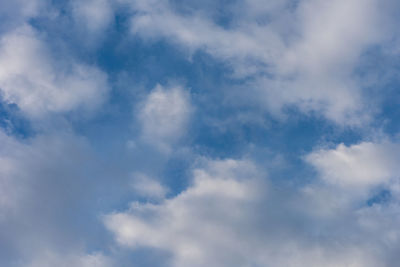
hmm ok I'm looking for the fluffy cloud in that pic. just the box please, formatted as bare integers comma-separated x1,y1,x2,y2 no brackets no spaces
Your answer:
0,25,109,118
105,156,400,267
138,85,191,151
104,159,267,267
1,1,400,267
306,141,400,188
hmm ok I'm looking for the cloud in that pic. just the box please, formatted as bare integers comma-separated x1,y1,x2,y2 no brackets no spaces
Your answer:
0,129,114,266
26,251,113,267
306,141,400,188
0,25,109,118
0,0,45,33
138,85,191,151
120,0,395,124
1,1,400,267
70,0,114,37
104,159,266,267
130,172,168,200
105,156,400,266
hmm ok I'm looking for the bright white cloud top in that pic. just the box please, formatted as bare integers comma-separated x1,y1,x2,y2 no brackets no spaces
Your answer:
0,0,400,266
0,25,109,118
307,141,400,188
138,85,191,151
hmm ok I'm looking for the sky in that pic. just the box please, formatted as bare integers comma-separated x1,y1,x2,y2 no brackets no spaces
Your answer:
0,0,400,266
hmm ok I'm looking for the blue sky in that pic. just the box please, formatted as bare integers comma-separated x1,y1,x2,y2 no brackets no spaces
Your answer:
1,0,400,266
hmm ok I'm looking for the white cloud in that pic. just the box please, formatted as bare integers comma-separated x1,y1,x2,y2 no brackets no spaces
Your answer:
1,1,400,266
306,141,400,188
0,25,109,118
104,157,398,267
266,0,384,123
105,159,265,267
131,172,168,199
126,0,283,72
138,85,191,151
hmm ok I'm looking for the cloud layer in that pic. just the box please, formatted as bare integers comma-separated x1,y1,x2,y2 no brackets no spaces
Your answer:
1,0,400,266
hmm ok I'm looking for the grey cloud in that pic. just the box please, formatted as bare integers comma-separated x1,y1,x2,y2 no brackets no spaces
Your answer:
0,130,112,266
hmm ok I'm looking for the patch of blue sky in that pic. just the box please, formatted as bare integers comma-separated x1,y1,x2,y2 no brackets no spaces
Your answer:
0,101,33,138
367,189,392,207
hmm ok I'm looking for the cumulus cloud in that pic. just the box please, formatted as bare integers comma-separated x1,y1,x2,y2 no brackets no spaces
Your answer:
138,85,191,151
1,1,400,267
105,159,266,267
0,25,109,118
105,155,400,267
306,141,400,188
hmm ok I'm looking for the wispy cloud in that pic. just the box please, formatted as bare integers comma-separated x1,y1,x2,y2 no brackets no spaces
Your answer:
122,0,395,124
